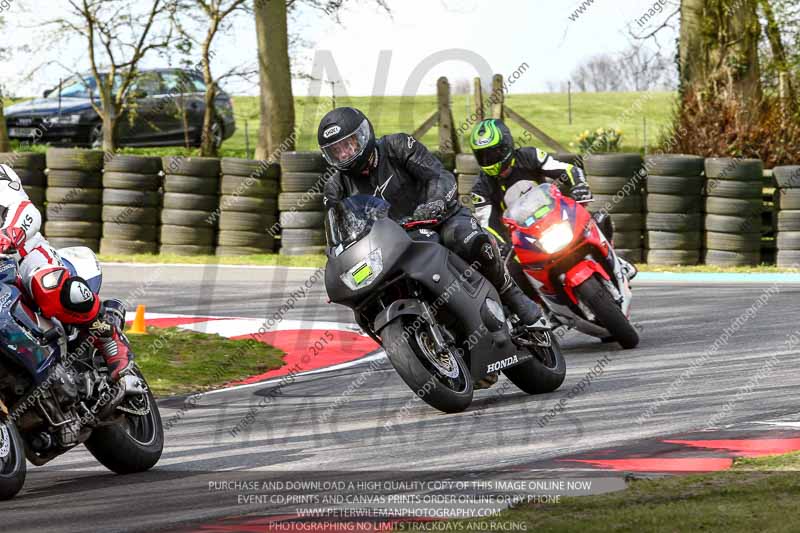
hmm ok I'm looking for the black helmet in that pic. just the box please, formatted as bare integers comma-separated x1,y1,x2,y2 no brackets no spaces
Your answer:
469,119,515,177
318,107,375,173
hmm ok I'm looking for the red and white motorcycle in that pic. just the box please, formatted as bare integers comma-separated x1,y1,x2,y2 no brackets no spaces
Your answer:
501,181,638,349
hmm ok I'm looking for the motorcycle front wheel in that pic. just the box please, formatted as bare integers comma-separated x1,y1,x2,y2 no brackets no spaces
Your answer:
85,366,164,474
575,275,639,349
382,316,473,414
0,418,26,500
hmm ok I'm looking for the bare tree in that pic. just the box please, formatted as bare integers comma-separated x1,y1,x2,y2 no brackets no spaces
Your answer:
569,43,676,94
451,78,471,95
760,0,796,109
680,0,762,107
0,15,10,152
254,0,295,160
47,0,176,152
255,0,391,160
571,55,624,92
617,45,676,91
175,0,251,156
0,89,9,153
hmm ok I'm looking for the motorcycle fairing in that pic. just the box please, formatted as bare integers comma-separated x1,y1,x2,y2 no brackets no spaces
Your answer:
327,218,526,381
0,284,58,384
562,260,611,304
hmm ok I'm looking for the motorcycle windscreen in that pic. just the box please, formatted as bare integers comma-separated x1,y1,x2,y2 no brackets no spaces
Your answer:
503,181,555,227
326,195,391,254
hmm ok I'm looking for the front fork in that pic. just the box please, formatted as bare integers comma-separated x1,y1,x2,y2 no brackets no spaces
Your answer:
418,301,452,355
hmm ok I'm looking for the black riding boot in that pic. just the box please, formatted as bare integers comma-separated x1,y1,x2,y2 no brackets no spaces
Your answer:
499,274,547,329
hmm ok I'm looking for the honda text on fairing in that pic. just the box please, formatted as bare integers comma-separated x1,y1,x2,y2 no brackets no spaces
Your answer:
0,247,163,500
4,68,235,149
324,195,566,414
503,181,639,349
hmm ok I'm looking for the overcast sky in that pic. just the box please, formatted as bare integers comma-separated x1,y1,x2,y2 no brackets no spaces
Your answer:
0,0,678,98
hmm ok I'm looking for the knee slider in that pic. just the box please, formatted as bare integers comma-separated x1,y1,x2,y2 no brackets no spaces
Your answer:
30,266,100,325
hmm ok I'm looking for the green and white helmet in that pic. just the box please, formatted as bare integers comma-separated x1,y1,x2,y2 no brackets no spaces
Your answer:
469,119,515,177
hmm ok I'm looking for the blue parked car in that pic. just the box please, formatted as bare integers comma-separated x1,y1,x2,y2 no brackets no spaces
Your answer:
4,68,236,149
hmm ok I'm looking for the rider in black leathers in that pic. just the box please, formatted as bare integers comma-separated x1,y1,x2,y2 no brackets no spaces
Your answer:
319,107,547,337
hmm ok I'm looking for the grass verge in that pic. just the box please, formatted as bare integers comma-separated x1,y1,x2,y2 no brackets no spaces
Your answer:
6,91,676,157
636,264,800,274
129,326,285,396
98,253,800,274
450,452,800,533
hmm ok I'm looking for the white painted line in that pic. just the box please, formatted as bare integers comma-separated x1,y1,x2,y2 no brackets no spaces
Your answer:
750,421,800,429
178,318,363,336
199,350,387,396
104,262,321,271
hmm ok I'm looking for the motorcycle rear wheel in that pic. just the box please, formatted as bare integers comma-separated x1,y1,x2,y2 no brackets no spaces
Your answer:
576,275,639,349
503,331,566,394
382,316,473,414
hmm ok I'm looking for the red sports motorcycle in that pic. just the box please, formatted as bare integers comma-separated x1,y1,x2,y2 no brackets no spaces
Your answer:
501,181,639,349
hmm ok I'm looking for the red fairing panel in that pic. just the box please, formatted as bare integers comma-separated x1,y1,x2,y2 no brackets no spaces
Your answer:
562,260,610,304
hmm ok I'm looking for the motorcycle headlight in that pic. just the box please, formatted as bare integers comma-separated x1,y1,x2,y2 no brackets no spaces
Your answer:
538,221,574,254
340,248,383,290
50,114,81,125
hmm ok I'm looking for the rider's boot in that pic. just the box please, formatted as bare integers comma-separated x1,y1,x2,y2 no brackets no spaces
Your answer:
88,301,133,381
617,256,638,281
474,373,499,390
592,211,637,281
499,274,549,331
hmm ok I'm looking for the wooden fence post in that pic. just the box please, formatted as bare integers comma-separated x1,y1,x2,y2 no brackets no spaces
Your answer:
437,77,459,154
473,77,484,122
491,74,504,120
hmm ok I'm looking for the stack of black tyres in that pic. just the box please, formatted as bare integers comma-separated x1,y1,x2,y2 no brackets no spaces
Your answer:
455,154,479,211
100,155,162,255
160,157,220,256
774,166,800,268
761,169,777,265
278,151,330,255
583,153,645,263
216,158,280,256
0,152,46,214
704,158,764,267
550,152,584,167
644,155,705,265
44,148,104,251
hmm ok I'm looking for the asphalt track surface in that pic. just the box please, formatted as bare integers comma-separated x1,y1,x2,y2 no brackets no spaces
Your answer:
2,264,800,532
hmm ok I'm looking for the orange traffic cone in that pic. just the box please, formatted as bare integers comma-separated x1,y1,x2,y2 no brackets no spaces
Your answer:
128,305,147,335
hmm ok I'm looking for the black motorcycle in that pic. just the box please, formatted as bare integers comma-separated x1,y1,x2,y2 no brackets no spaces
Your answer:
0,247,163,500
324,196,566,413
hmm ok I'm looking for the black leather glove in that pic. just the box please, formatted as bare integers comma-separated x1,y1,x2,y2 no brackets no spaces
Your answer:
569,183,593,203
412,200,445,221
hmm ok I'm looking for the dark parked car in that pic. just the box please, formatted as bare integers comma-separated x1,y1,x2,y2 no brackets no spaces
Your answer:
4,68,236,149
